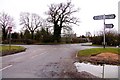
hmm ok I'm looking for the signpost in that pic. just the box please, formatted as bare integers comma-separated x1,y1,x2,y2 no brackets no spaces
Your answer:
93,14,116,48
105,14,116,19
93,15,104,20
105,24,114,28
8,27,12,51
93,14,116,20
103,14,106,48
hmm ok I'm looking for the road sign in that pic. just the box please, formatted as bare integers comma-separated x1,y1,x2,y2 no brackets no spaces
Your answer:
105,24,114,28
105,14,116,19
8,27,12,32
93,14,116,20
93,14,116,48
93,15,104,20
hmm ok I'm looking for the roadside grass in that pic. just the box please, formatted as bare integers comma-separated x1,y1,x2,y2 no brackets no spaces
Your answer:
0,45,26,56
77,48,120,57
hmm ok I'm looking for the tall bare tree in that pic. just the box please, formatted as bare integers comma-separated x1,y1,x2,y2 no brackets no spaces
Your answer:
20,12,43,39
46,1,79,42
0,12,15,40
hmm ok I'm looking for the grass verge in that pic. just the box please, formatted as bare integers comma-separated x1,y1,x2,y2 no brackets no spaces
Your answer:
77,48,120,65
0,45,26,56
77,48,120,57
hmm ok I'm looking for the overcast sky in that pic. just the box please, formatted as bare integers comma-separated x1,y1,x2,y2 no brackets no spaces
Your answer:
0,0,119,36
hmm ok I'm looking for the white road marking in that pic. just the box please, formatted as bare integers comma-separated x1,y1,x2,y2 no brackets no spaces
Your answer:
13,57,24,61
31,52,46,59
76,52,78,58
0,65,12,71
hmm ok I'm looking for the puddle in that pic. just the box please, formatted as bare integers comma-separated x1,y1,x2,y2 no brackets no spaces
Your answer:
74,62,119,78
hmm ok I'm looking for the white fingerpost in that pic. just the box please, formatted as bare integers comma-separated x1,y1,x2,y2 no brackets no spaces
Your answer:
93,14,115,48
8,27,12,50
103,14,106,48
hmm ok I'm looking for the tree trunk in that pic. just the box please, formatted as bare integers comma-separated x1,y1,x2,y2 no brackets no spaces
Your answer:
31,31,34,39
2,27,7,41
53,24,61,43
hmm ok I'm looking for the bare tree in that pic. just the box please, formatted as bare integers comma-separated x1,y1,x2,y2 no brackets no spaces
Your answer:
46,1,79,42
20,12,43,39
86,32,92,37
0,12,15,40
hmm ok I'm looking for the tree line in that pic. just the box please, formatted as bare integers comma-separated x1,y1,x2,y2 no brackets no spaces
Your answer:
0,1,79,44
0,1,119,46
1,28,52,44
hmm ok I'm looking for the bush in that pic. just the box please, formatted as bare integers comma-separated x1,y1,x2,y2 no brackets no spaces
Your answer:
71,38,88,43
2,39,36,44
2,40,9,44
92,32,119,46
25,39,35,44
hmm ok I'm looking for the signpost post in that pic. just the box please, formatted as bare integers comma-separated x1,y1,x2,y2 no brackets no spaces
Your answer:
103,14,106,48
93,14,116,48
8,27,12,51
102,64,105,78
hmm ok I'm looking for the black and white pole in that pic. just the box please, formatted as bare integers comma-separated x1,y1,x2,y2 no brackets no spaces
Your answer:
103,14,106,48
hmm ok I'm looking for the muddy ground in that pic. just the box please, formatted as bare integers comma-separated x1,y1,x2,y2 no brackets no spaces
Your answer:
78,52,120,65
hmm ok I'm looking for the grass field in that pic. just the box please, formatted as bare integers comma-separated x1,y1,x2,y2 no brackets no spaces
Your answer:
77,48,120,57
0,45,26,56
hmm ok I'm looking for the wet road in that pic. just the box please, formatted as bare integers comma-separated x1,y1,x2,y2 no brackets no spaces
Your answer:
1,44,98,78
